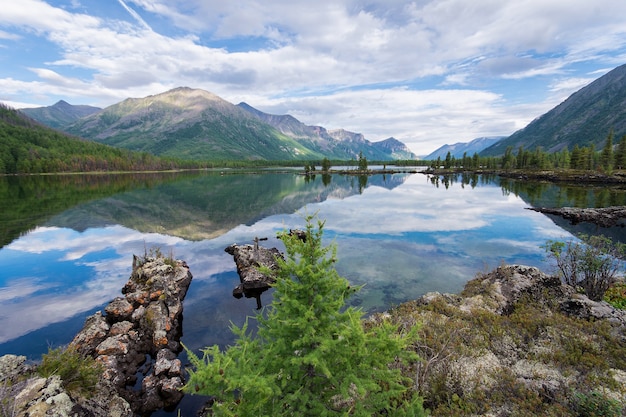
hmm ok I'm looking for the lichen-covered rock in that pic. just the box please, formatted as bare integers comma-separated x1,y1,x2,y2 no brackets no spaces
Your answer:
389,264,626,416
67,255,193,415
0,354,30,382
0,367,133,417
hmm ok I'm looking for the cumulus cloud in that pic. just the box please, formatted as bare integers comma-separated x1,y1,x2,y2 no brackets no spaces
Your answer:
1,0,625,154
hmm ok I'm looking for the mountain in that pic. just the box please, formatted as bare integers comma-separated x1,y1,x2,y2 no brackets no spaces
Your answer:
371,137,417,160
237,102,417,160
55,87,411,161
63,87,321,161
481,63,626,156
424,136,505,160
20,100,101,129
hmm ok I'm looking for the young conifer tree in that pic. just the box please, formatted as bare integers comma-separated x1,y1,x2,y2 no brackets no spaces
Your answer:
185,215,425,416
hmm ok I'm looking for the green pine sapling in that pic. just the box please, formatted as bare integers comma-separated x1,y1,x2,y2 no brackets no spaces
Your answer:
184,215,425,416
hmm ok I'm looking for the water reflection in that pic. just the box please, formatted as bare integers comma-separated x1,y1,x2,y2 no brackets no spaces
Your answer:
1,170,625,417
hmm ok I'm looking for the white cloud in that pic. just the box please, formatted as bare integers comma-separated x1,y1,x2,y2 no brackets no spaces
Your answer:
1,0,626,154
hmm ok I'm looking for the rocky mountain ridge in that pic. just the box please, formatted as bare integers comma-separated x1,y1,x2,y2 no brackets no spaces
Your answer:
237,102,416,160
21,100,100,129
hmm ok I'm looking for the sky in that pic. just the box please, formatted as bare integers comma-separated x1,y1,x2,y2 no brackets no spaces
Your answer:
1,1,626,155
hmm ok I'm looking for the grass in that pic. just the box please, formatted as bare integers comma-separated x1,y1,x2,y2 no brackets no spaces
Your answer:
37,346,103,398
383,272,626,416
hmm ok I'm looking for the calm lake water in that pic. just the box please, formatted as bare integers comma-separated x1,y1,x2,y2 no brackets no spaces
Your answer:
1,169,624,415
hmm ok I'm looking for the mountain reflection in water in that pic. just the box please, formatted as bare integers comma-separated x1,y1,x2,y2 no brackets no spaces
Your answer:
1,170,625,416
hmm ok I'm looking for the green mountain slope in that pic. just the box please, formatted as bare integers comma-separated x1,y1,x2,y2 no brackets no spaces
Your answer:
64,87,322,161
0,104,182,174
21,100,101,129
482,63,626,156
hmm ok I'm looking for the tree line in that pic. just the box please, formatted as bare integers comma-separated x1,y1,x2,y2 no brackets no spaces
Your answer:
4,100,625,175
429,131,626,173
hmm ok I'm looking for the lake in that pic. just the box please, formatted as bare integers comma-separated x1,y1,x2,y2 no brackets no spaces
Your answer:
1,169,624,415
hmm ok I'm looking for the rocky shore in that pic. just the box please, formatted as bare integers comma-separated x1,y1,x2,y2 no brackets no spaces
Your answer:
0,255,192,417
380,264,626,415
528,205,626,228
2,253,625,416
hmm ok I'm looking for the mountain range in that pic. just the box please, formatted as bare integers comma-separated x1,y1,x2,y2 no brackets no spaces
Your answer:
424,136,505,160
22,88,416,161
481,63,626,156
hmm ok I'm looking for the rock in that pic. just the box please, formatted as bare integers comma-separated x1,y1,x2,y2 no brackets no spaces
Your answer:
0,371,133,417
527,205,626,227
403,264,626,415
69,311,110,355
560,294,626,325
105,297,135,320
461,264,572,315
226,238,283,308
67,255,193,416
0,260,178,416
0,354,29,382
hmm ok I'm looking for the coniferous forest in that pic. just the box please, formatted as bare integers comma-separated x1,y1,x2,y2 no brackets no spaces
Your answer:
0,104,205,174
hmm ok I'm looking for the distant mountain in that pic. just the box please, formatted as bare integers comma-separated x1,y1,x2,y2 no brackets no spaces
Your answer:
481,63,626,156
63,87,319,161
43,87,412,161
21,100,101,129
371,137,417,160
237,102,417,160
424,136,505,160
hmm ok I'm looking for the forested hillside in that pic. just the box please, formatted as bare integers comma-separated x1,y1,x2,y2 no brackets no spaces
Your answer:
482,63,626,156
0,104,200,174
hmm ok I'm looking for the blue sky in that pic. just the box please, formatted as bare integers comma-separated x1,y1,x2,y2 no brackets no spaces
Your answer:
1,0,626,155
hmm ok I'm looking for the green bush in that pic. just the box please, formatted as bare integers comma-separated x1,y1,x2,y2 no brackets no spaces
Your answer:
544,235,626,301
37,346,102,397
604,282,626,309
184,215,425,416
572,391,622,417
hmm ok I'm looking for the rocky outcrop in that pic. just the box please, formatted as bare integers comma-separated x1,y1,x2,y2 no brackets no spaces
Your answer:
0,256,193,417
68,255,193,415
0,353,132,417
527,205,626,227
385,264,626,416
226,238,283,309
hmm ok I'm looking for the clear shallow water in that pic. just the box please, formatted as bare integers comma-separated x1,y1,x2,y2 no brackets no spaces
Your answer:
1,170,624,415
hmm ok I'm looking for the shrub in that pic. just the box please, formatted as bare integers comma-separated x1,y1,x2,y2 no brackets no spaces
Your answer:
37,346,102,397
572,390,622,417
184,215,425,416
604,282,626,309
544,235,625,301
